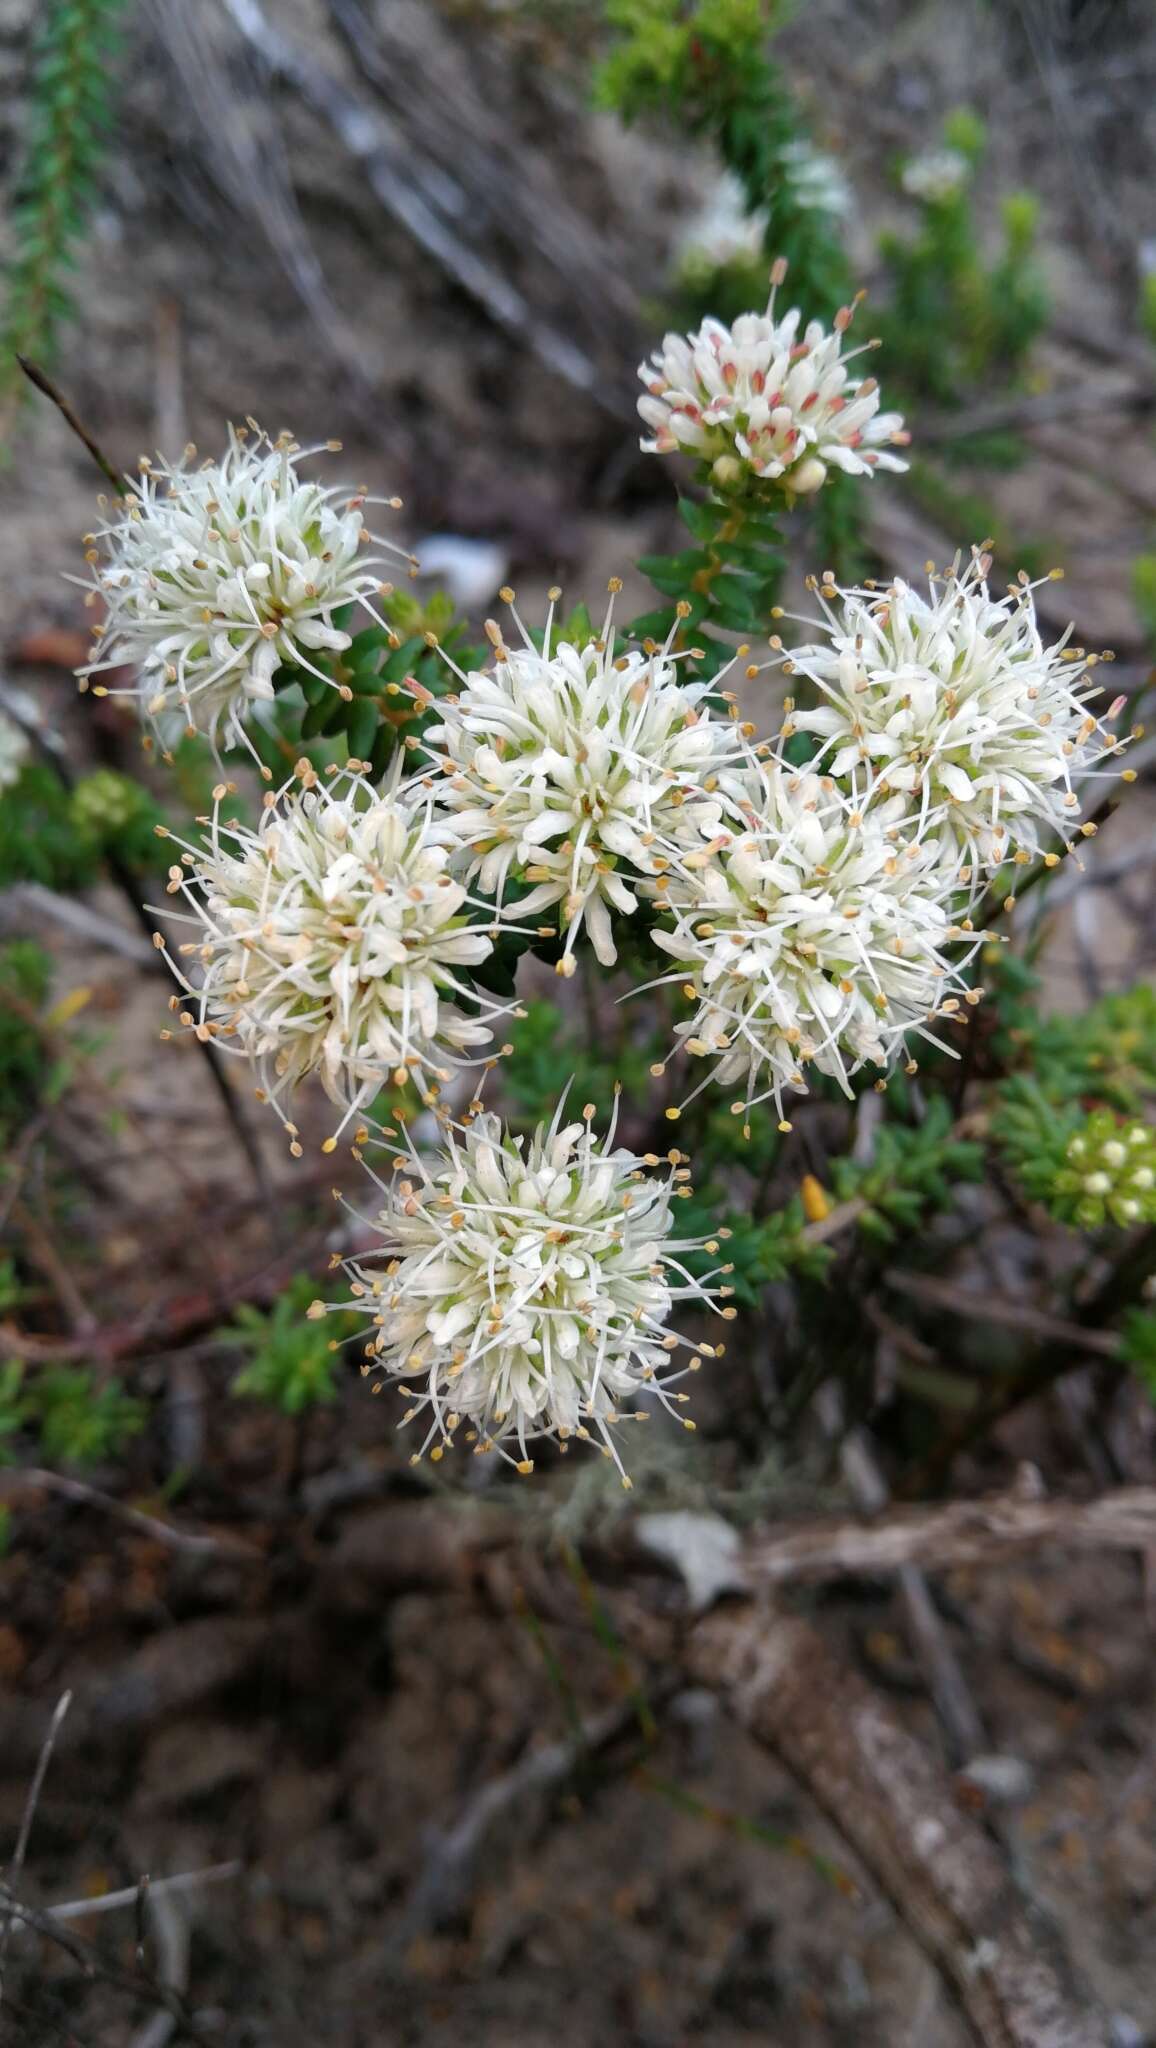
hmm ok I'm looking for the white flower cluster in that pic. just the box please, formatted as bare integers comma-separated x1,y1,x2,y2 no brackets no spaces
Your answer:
638,258,908,497
781,553,1126,885
650,764,980,1125
78,425,411,767
0,708,29,793
66,362,1132,1483
156,767,509,1143
900,148,970,204
311,1099,732,1477
420,591,751,971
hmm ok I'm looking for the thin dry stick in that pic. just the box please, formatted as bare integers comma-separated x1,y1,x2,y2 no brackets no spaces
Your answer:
0,1468,263,1562
0,689,271,1208
398,1695,642,1940
8,1862,243,1929
742,1486,1156,1585
0,1892,218,2048
127,1886,189,2048
17,356,125,493
0,1691,72,2013
883,1271,1123,1356
689,1605,1110,2047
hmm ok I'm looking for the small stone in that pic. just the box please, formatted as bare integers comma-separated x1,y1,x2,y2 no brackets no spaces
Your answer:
957,1754,1034,1807
1109,2017,1147,2048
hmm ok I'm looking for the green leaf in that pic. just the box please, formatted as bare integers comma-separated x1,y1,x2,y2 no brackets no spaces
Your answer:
344,698,379,762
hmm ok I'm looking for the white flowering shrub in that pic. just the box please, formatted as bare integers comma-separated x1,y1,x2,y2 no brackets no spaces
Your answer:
648,763,982,1126
38,0,1140,1488
75,250,1133,1486
781,555,1125,883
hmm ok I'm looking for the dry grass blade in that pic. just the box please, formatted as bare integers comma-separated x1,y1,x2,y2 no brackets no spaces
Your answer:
0,1691,72,2013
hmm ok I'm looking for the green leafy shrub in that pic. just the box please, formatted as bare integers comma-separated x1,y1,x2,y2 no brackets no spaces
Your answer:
877,111,1047,407
0,1361,145,1468
224,1276,356,1415
0,0,130,440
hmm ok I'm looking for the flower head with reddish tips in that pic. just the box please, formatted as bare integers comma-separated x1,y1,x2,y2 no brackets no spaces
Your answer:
420,588,753,974
78,424,413,769
312,1097,729,1478
648,761,980,1126
637,260,908,498
782,550,1128,884
154,765,508,1142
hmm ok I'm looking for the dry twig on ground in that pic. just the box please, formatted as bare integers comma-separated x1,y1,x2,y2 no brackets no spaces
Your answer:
690,1603,1110,2048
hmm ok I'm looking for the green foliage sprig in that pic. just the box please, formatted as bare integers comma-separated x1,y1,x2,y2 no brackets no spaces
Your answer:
0,752,164,892
878,111,1047,408
994,970,1156,1118
597,0,852,319
0,0,130,437
0,940,54,1144
599,0,867,630
829,1099,985,1246
0,1360,144,1468
223,1276,357,1415
246,587,481,791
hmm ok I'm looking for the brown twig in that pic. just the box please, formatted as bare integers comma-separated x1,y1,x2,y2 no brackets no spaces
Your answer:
12,1862,242,1931
917,377,1156,447
902,1226,1156,1496
17,356,124,494
883,1271,1123,1357
0,1467,263,1562
0,1891,218,2048
0,1691,72,2013
689,1605,1110,2046
741,1485,1156,1585
397,1694,645,1940
0,693,271,1208
816,1384,985,1766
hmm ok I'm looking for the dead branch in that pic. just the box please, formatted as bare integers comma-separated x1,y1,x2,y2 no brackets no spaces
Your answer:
0,883,153,963
0,1691,71,2015
883,1272,1123,1356
126,1885,188,2048
689,1604,1110,2047
13,1863,242,1929
397,1694,644,1940
0,1468,263,1562
0,1891,218,2048
742,1486,1156,1585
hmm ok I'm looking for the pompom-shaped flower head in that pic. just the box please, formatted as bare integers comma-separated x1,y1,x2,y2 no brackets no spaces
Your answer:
311,1096,732,1479
79,424,413,767
155,765,508,1144
783,550,1128,882
637,258,908,498
420,586,752,973
649,763,981,1128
